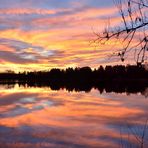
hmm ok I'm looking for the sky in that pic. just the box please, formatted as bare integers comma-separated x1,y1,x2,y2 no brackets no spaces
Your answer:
0,0,133,72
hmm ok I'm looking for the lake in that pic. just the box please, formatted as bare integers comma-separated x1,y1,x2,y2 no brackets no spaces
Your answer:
0,84,148,148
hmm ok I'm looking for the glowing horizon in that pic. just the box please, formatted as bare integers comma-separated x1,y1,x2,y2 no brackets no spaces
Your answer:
0,0,136,72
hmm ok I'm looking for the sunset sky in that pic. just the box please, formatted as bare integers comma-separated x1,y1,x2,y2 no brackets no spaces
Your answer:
0,0,133,72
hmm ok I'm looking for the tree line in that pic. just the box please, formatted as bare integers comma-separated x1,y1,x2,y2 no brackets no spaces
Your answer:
0,65,147,81
0,65,147,95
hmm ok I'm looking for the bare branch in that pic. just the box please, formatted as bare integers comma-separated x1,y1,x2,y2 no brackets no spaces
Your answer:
93,0,148,65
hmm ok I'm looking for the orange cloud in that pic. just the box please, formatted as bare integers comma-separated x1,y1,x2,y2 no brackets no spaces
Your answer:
0,4,141,71
0,8,58,15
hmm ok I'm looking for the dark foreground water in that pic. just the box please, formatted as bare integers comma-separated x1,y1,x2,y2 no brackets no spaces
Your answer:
0,84,148,148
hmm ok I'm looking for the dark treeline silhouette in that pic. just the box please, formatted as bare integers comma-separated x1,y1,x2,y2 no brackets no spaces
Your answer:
0,65,148,95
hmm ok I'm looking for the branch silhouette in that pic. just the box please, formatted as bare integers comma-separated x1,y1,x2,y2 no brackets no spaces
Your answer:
93,0,148,65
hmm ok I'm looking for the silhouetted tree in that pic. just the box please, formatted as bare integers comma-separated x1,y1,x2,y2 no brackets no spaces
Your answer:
94,0,148,65
0,65,148,94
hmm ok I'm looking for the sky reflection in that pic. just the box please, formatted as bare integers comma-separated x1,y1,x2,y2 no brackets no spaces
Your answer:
0,86,148,148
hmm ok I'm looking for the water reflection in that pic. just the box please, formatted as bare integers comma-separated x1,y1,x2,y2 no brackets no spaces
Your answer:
0,85,148,148
0,81,148,97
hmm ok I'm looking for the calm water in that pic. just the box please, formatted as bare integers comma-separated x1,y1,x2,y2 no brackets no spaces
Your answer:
0,84,148,148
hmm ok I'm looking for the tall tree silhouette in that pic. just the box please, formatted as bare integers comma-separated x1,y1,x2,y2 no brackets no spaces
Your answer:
94,0,148,65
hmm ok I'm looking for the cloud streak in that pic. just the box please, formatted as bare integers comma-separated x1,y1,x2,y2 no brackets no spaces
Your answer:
0,0,129,71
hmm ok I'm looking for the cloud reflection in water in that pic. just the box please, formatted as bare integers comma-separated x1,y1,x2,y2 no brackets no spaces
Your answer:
0,86,147,148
